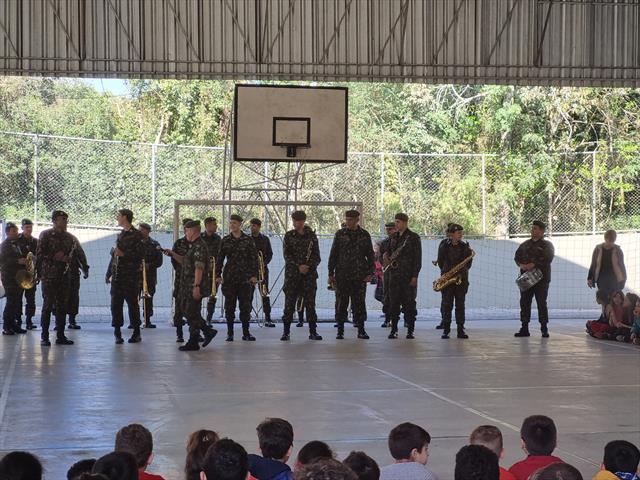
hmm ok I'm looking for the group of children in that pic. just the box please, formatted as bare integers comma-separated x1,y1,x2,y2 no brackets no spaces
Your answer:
587,290,640,344
0,415,638,480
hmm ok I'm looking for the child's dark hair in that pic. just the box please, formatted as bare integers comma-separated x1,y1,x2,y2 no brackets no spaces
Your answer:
0,451,43,480
603,440,640,474
520,415,557,456
185,429,220,480
256,418,294,460
343,451,380,480
387,423,431,460
67,459,97,480
455,445,500,480
297,441,334,465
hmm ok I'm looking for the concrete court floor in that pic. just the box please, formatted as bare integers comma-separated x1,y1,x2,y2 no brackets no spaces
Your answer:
0,318,638,480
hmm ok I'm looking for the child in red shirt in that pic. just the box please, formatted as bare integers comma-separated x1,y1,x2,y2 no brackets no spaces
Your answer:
509,416,564,480
469,425,517,480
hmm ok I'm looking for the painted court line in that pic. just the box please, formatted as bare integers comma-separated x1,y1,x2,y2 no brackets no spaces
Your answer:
0,336,23,447
360,361,600,467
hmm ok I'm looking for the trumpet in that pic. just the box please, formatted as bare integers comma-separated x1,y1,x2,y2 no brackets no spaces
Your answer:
257,251,269,298
16,252,36,290
295,240,314,312
210,256,217,299
432,250,475,292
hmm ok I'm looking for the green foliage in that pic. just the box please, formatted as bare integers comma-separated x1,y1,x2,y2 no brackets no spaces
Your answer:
0,77,638,234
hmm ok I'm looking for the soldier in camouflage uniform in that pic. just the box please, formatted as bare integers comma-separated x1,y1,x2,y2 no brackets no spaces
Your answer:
1,223,25,335
64,240,89,330
165,220,217,351
328,210,375,340
138,223,163,329
35,210,79,346
436,224,473,339
216,214,259,342
377,222,396,328
16,219,38,330
281,210,322,341
165,218,192,342
384,213,422,339
106,209,144,345
514,220,555,338
250,218,275,327
201,217,222,326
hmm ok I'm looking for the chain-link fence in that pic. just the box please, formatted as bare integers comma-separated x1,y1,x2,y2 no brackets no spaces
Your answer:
2,131,640,319
3,131,638,236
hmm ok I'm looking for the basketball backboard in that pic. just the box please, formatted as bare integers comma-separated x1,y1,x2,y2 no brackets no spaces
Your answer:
234,84,348,163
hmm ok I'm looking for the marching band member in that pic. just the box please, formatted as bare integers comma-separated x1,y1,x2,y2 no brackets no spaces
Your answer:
384,213,421,339
202,217,222,326
281,211,322,341
16,219,38,330
328,210,375,340
436,224,472,339
216,214,259,342
36,210,80,345
139,223,163,329
514,220,555,338
250,218,275,328
106,209,144,345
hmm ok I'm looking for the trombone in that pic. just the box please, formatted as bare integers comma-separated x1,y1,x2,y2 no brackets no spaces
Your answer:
210,256,217,299
257,251,269,298
141,259,152,324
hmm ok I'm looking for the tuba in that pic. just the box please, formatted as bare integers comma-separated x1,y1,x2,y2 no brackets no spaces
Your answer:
16,252,36,289
433,249,475,292
257,251,269,298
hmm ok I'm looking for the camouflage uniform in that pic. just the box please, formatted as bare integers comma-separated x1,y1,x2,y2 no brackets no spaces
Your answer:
216,232,258,338
16,234,37,328
514,237,555,330
179,236,211,340
282,226,321,336
36,228,80,341
386,229,422,335
437,240,473,334
0,236,22,333
170,236,190,338
328,226,375,336
140,236,163,325
65,242,89,324
106,227,144,334
251,232,273,321
201,231,221,322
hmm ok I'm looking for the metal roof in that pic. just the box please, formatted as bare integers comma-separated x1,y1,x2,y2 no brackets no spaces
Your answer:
1,0,638,86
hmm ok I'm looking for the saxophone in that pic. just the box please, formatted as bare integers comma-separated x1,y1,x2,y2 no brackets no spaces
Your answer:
432,249,475,291
382,238,407,273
